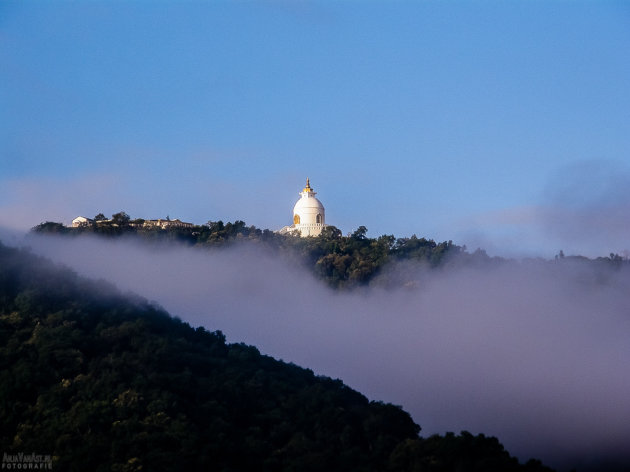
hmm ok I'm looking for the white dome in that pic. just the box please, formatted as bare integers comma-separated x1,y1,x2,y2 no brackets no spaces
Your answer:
293,194,325,219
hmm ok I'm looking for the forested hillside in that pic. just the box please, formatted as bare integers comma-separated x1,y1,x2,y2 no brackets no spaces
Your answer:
0,242,554,471
32,218,486,288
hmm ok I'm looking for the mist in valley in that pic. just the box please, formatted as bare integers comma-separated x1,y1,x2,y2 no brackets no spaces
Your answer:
6,232,627,471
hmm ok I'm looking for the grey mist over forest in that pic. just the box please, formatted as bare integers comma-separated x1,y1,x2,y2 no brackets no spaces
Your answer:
13,233,630,471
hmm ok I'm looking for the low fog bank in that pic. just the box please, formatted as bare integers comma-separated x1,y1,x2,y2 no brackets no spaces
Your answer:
0,227,27,248
13,234,630,470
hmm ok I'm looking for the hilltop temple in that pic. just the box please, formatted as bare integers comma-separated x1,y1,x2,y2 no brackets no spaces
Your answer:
278,178,326,237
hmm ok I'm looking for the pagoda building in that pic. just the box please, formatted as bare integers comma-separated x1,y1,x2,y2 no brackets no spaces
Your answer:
278,178,326,237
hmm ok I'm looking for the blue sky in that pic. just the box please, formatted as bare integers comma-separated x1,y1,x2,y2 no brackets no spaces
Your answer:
2,1,630,257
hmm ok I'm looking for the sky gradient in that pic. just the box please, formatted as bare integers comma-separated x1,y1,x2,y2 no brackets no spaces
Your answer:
2,1,630,257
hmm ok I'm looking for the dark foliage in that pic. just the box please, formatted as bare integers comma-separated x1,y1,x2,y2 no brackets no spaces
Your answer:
388,432,555,472
0,242,554,471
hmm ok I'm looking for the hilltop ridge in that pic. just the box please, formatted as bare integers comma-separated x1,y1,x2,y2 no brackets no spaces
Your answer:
33,215,628,289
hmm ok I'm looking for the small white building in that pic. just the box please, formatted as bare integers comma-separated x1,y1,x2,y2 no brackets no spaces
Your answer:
278,178,326,237
71,216,93,227
143,219,194,229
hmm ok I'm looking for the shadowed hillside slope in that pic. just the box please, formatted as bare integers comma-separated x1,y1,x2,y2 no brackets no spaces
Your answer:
0,242,553,471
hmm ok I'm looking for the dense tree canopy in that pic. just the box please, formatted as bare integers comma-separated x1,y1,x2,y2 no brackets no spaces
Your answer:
0,242,554,471
34,216,628,290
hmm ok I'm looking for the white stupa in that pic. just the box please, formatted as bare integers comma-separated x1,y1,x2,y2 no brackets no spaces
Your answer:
278,178,326,237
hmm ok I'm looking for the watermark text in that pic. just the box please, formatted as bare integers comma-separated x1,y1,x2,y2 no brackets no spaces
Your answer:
2,452,52,470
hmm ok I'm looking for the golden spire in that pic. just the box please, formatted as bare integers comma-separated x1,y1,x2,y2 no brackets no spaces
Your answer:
303,177,313,193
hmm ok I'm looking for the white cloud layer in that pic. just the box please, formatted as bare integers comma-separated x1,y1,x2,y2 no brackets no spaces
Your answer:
12,233,630,471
